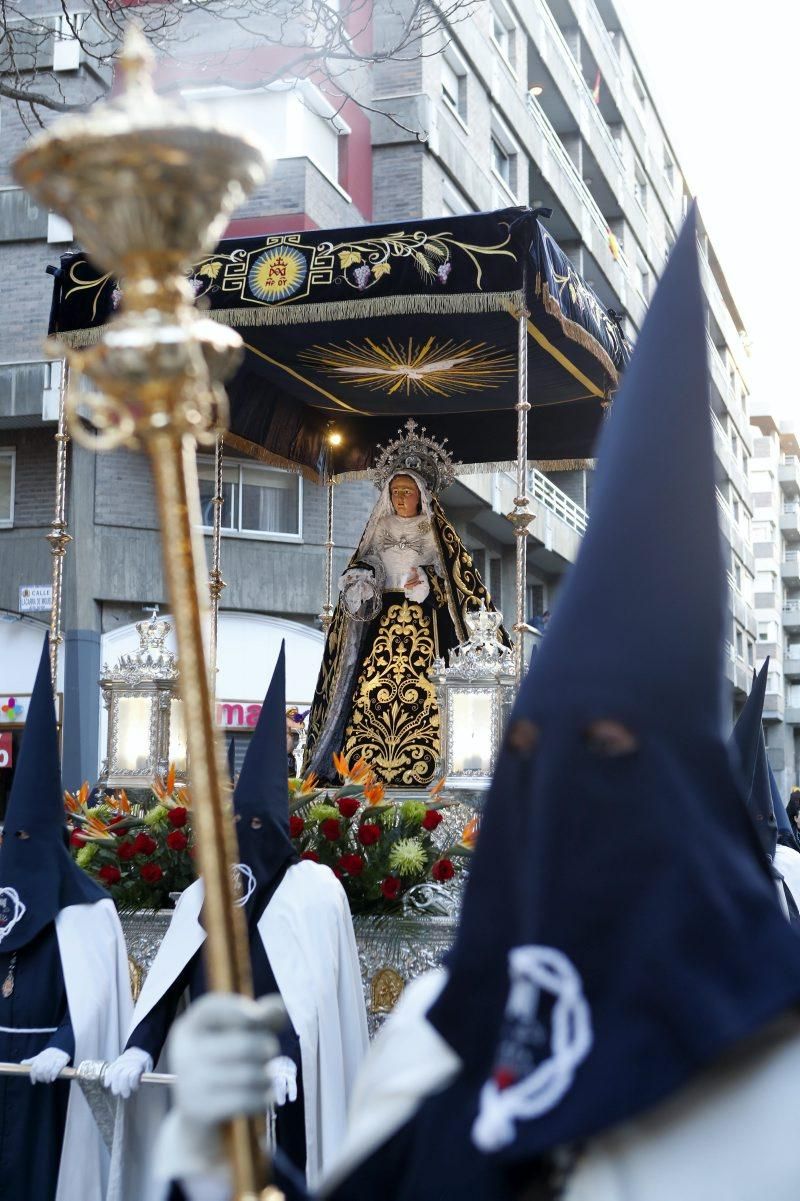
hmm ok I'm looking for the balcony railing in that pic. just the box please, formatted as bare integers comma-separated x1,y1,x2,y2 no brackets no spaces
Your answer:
530,467,588,535
534,0,625,178
526,95,632,287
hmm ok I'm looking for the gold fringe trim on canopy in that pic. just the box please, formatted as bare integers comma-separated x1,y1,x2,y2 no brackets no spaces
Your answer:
332,458,595,483
223,433,321,482
54,289,527,348
535,275,620,386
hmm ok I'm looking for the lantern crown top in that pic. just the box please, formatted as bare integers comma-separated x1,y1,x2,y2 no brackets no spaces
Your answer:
101,612,179,686
372,419,457,496
434,604,514,682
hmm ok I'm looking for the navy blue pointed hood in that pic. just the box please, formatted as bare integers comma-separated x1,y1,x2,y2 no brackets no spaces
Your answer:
730,661,777,862
770,763,800,851
232,643,297,925
0,637,105,953
424,207,800,1169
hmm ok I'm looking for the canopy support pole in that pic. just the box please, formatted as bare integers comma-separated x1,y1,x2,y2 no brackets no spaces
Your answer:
320,477,336,629
508,308,534,687
47,359,72,694
208,433,227,679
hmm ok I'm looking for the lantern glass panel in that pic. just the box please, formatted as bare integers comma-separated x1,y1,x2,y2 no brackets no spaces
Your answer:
115,695,153,773
169,697,188,773
449,688,493,774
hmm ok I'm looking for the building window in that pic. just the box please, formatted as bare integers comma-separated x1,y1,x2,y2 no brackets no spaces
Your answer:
441,52,468,123
0,449,14,527
662,146,675,190
758,620,779,643
490,0,517,71
490,113,519,199
756,571,776,593
633,159,648,212
198,459,302,540
747,641,755,666
735,630,744,660
632,67,647,110
442,179,473,217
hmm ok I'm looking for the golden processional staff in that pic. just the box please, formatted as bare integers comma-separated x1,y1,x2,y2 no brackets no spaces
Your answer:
12,28,280,1201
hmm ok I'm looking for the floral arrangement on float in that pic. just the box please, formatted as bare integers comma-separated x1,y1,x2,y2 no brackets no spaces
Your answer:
64,766,195,911
65,754,478,917
289,752,478,914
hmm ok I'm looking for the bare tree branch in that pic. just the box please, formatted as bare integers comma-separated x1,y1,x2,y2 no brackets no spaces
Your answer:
0,0,478,128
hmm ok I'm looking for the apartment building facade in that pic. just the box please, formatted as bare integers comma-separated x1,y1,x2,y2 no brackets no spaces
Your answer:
0,0,757,797
748,406,800,791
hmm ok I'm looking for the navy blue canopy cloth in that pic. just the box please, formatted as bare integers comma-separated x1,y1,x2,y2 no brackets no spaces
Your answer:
48,207,629,480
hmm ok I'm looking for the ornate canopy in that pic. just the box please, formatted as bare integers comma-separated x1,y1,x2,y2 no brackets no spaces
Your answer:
48,206,630,479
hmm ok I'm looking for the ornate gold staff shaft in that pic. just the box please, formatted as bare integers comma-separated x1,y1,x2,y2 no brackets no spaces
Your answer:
47,359,72,693
13,29,278,1199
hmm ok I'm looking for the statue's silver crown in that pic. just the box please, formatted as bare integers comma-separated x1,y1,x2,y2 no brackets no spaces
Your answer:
372,418,457,495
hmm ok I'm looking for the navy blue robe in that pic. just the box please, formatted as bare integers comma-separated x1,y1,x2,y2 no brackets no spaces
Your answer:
0,922,74,1201
129,927,306,1174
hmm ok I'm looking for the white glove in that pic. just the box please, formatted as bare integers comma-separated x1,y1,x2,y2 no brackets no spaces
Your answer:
22,1046,71,1083
104,1046,154,1098
268,1054,298,1106
153,992,286,1183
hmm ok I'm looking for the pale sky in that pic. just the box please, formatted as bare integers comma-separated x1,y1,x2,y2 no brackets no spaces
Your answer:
618,1,798,422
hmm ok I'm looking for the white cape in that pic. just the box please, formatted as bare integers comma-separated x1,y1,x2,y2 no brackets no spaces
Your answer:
108,860,368,1200
564,1015,800,1201
775,843,800,913
319,968,461,1196
55,898,133,1201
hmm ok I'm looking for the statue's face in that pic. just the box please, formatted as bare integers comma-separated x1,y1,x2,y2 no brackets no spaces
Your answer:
390,474,421,517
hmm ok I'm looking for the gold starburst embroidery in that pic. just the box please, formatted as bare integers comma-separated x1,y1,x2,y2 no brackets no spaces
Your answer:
298,336,516,398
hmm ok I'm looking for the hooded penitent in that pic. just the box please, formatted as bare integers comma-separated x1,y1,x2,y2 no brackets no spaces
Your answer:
0,637,132,1201
231,642,299,926
111,643,367,1199
769,764,800,852
0,637,105,952
730,661,778,864
415,205,800,1180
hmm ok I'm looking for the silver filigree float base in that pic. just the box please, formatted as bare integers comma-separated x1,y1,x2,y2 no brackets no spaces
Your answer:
121,889,460,1035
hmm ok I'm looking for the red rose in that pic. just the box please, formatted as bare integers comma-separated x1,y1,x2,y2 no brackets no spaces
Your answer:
289,815,305,838
380,876,401,900
108,815,127,827
340,853,364,877
357,822,381,846
168,807,188,828
69,829,86,846
133,833,157,856
431,858,455,882
333,866,344,880
300,850,320,863
117,840,136,861
422,809,443,831
337,796,360,819
167,830,188,852
99,864,121,885
320,818,342,841
140,863,163,884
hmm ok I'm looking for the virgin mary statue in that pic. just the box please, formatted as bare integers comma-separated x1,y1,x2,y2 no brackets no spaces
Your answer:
303,420,508,787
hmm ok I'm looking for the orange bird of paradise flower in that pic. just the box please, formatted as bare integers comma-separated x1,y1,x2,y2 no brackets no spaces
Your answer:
460,816,479,850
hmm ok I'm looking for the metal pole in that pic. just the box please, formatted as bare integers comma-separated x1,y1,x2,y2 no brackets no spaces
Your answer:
0,1061,175,1085
507,309,535,686
47,359,72,693
208,433,227,678
320,476,336,630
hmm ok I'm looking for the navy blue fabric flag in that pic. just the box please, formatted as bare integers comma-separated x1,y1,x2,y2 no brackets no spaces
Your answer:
417,205,800,1175
730,661,778,863
233,643,298,926
0,637,105,953
46,209,630,477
